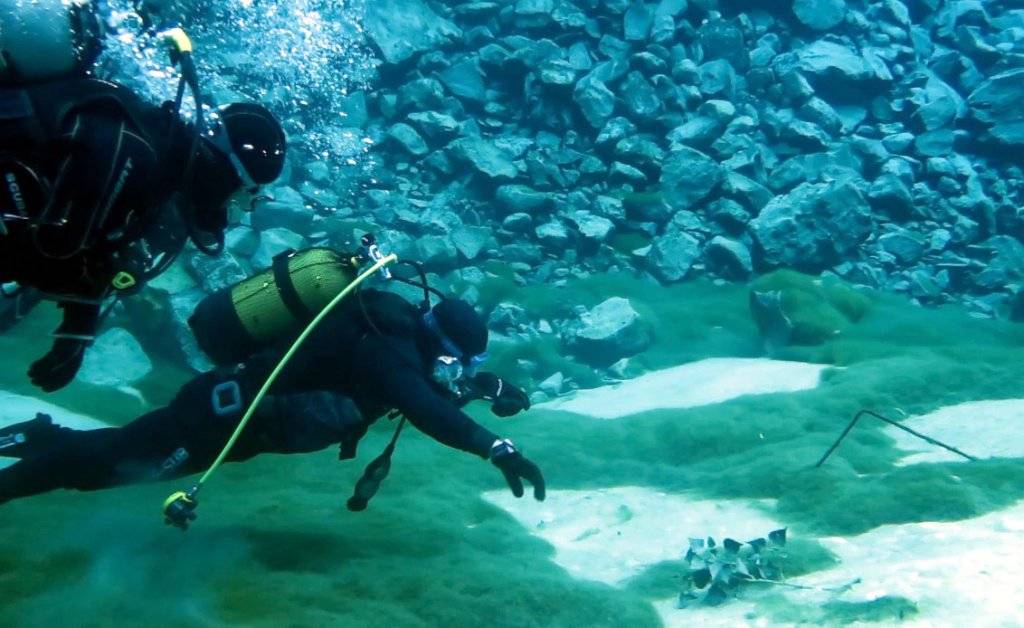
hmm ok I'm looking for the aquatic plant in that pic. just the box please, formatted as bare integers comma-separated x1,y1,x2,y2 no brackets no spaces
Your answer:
678,528,791,607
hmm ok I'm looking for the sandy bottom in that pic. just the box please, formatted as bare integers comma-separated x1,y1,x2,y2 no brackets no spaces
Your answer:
500,359,1024,626
886,399,1024,464
540,358,828,419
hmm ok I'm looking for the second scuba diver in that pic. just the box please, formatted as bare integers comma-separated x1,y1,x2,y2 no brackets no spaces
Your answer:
0,3,287,391
0,291,545,521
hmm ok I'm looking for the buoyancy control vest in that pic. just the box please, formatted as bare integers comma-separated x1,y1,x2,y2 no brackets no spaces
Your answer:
0,78,184,295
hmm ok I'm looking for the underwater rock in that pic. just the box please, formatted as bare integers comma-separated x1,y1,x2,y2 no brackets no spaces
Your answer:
438,59,488,102
660,147,722,212
913,73,966,131
707,198,750,233
648,230,701,282
387,122,430,156
364,0,461,64
796,40,891,88
614,136,665,172
698,59,738,99
971,235,1024,291
451,225,492,260
496,184,552,213
251,187,313,235
700,19,748,66
565,297,651,366
538,371,564,397
967,69,1024,146
77,328,153,387
448,137,519,180
621,72,662,119
574,74,617,129
170,289,215,372
502,212,534,232
225,226,260,259
252,228,307,271
878,228,926,264
397,78,447,113
187,250,247,293
412,234,460,270
488,302,531,332
567,211,614,244
705,235,753,279
867,174,916,220
536,220,572,249
750,180,873,271
623,2,653,41
792,0,847,31
407,111,461,141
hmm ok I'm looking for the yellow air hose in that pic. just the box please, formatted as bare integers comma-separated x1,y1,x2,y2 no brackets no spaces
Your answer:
162,253,398,527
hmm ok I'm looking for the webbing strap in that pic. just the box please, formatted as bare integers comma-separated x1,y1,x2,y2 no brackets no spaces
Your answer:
271,250,311,320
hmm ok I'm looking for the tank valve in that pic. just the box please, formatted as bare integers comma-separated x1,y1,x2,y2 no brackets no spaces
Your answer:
360,233,392,280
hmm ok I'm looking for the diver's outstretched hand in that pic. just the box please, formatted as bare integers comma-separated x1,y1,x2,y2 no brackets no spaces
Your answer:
28,337,87,392
490,439,545,501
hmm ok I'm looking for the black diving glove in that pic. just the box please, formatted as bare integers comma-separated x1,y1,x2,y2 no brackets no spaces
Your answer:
490,438,545,501
471,373,531,417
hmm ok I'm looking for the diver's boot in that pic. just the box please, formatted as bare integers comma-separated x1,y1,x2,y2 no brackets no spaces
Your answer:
0,413,73,459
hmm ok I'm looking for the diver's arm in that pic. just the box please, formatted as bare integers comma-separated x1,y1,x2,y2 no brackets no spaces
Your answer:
368,359,498,458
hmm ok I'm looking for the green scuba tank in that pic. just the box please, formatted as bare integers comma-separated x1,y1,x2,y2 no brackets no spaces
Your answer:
0,0,104,85
188,247,361,366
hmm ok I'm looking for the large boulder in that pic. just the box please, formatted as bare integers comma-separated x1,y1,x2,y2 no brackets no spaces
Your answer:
252,186,313,234
648,230,701,282
750,180,873,271
364,0,461,64
913,73,966,131
792,0,847,31
448,137,519,180
252,228,307,270
574,74,617,129
660,147,722,211
796,40,891,91
77,328,153,387
565,297,651,367
438,59,487,102
968,69,1024,146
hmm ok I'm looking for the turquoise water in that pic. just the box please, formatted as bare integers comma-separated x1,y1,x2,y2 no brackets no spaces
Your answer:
4,0,1024,626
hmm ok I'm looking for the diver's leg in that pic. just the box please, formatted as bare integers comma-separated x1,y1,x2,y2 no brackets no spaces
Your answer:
0,373,248,504
0,403,192,504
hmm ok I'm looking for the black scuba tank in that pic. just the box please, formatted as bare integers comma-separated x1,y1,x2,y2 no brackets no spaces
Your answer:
188,247,360,366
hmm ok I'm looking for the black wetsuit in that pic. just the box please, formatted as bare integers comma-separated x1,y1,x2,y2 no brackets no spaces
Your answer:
0,78,234,298
0,78,240,390
0,290,501,503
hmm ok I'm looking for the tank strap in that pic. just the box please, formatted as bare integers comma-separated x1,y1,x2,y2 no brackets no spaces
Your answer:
272,250,312,321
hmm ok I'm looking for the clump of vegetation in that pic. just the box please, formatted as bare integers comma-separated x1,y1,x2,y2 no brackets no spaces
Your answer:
678,529,858,608
679,528,789,607
750,270,875,346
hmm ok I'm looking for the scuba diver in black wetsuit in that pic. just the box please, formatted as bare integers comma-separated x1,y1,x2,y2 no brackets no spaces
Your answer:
0,5,287,392
0,292,544,515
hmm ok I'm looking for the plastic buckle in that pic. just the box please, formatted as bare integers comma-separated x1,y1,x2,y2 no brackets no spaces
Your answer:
111,271,137,291
211,380,243,416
